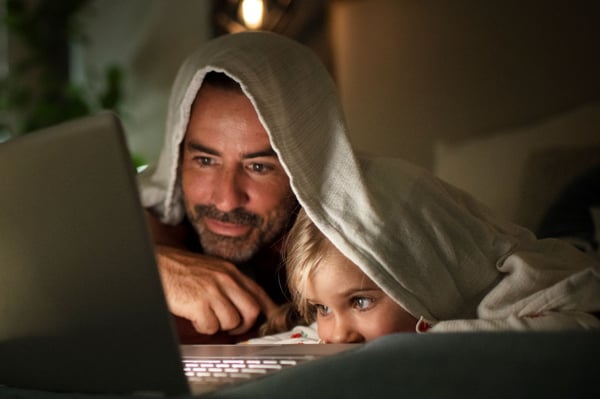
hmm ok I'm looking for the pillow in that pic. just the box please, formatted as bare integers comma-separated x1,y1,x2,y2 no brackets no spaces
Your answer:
433,103,600,230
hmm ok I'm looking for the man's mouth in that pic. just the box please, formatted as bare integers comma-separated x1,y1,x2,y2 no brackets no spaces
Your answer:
204,217,253,238
193,205,261,238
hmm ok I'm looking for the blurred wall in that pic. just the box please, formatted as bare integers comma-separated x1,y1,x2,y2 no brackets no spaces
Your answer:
329,0,600,170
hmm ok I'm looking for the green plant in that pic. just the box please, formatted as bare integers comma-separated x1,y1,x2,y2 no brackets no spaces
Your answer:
0,0,125,137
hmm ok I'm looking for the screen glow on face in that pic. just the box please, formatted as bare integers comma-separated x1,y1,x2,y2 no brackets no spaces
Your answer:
181,85,296,263
306,246,417,343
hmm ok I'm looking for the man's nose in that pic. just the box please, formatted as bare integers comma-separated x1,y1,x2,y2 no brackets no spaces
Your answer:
322,318,364,344
211,168,249,211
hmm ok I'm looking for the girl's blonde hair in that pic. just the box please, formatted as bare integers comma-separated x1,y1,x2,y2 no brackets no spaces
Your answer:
286,208,334,321
260,208,332,335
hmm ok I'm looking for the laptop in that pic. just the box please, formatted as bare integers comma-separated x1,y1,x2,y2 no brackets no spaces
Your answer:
0,113,358,396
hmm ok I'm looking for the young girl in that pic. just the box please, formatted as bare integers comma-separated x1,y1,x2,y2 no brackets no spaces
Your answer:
282,209,418,343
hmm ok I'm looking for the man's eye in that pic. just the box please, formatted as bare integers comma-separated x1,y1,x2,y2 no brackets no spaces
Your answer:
352,296,374,311
194,156,213,166
247,163,273,174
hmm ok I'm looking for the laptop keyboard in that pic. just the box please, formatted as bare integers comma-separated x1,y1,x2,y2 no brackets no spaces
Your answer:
183,356,313,386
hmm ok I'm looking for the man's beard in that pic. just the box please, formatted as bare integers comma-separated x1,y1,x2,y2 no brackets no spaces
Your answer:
187,202,295,264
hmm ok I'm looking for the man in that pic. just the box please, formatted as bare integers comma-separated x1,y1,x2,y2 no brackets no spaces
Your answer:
137,31,357,343
144,72,296,343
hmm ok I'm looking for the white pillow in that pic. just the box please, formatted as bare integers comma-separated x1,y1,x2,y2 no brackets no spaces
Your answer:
433,103,600,230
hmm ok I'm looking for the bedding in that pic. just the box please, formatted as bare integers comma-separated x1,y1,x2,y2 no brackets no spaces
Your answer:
3,331,597,399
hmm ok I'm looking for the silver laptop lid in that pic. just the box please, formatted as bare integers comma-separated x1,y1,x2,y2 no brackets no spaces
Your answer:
0,113,189,395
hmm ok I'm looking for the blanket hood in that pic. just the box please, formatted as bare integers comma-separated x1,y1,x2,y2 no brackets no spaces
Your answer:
138,31,600,327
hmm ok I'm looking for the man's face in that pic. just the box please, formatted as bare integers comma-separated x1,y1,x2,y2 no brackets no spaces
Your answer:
180,84,297,263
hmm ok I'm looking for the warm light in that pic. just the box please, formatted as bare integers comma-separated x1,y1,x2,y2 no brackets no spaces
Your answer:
240,0,264,30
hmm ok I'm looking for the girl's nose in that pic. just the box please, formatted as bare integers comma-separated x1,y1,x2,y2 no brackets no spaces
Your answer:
321,318,364,344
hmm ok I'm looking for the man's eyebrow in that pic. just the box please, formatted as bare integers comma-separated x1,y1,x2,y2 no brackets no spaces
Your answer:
243,149,277,159
186,141,219,156
186,141,277,159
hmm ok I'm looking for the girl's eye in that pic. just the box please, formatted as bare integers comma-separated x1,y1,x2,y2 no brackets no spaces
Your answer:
353,296,374,310
313,304,331,317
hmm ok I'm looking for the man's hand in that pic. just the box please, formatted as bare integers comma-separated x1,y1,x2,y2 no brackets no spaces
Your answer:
155,245,278,335
143,209,277,336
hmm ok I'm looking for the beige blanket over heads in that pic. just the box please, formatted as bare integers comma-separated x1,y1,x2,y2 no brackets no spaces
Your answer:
138,31,600,331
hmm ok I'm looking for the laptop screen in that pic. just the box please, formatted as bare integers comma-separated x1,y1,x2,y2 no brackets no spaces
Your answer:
0,113,189,395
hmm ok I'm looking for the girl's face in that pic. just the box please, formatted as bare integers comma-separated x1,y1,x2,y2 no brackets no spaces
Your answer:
306,245,417,343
